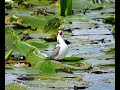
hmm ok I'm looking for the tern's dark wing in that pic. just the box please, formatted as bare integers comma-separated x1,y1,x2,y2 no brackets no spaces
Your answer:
50,46,60,59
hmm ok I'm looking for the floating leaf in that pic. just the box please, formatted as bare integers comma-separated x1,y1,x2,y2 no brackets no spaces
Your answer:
5,27,20,51
105,48,115,55
39,60,56,76
63,57,81,62
44,17,61,32
25,39,49,49
5,83,28,90
16,42,36,56
33,49,48,59
26,52,44,66
72,0,102,10
103,16,115,24
15,14,47,29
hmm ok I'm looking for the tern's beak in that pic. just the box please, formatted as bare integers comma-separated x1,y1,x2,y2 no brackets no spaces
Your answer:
59,32,63,35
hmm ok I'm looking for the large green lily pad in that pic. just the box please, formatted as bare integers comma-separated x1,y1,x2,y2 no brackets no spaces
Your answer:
44,17,62,32
13,14,47,29
72,0,102,10
16,41,36,56
25,39,49,49
5,27,20,51
5,83,28,90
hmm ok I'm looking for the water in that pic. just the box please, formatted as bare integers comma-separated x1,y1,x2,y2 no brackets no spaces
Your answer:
5,0,115,90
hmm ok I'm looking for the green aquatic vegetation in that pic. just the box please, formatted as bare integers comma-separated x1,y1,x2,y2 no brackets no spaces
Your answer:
91,0,101,4
5,0,14,10
5,83,28,90
64,14,90,23
58,0,72,16
16,41,36,56
33,48,49,59
102,16,115,25
5,66,39,74
25,0,51,5
5,0,115,86
63,57,81,62
65,0,72,16
25,52,56,75
90,6,103,10
44,17,61,32
39,60,56,76
105,17,115,24
5,49,13,61
100,63,115,67
26,52,45,66
13,29,23,35
75,75,83,81
62,58,83,65
105,48,115,55
5,27,20,51
72,0,99,10
58,0,67,16
14,14,47,29
91,0,114,4
25,39,49,49
112,25,115,38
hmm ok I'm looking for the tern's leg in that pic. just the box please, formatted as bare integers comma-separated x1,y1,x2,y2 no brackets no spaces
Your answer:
61,59,63,64
57,59,62,63
59,59,63,64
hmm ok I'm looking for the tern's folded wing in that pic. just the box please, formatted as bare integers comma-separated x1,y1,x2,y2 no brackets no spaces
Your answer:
50,46,60,59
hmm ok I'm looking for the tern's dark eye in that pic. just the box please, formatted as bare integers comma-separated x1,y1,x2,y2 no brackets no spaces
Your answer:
59,32,62,35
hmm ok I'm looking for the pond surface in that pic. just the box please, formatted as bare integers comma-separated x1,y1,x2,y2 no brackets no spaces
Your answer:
5,0,115,90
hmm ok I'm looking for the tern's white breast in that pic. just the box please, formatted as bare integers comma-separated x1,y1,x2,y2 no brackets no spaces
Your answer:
56,43,68,59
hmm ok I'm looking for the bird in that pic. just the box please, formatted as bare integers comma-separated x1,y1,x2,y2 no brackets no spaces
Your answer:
50,30,68,63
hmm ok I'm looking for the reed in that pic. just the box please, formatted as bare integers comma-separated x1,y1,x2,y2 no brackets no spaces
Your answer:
58,0,72,16
65,0,72,16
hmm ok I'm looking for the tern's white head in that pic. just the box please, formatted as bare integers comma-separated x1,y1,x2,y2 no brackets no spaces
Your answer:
57,30,63,36
57,30,64,43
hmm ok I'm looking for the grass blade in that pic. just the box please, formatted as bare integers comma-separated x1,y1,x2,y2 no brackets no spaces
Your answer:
5,49,13,61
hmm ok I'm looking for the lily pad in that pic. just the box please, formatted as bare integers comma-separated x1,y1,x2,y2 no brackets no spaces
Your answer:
16,41,36,56
100,63,115,67
63,57,82,62
105,48,115,55
14,14,47,29
39,60,56,76
103,16,115,24
5,27,20,51
72,0,102,10
25,39,49,49
26,52,45,66
44,17,61,32
5,83,28,90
